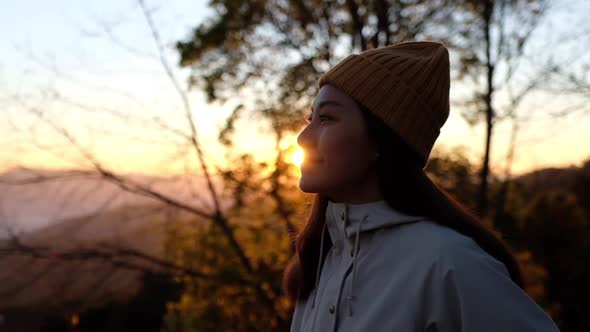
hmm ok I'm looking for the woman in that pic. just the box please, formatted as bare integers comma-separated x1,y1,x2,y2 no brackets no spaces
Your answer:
282,41,559,331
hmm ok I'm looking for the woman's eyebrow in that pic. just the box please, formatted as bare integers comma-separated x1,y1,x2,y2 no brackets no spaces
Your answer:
311,100,344,113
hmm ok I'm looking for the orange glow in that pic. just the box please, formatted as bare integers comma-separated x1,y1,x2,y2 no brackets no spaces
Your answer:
291,148,304,168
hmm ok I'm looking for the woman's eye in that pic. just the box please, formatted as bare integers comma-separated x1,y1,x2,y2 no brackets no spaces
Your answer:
304,114,329,124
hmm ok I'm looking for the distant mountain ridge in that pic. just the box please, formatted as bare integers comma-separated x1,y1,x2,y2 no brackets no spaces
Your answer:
0,203,172,311
512,160,590,198
1,162,588,236
0,168,224,313
0,168,227,236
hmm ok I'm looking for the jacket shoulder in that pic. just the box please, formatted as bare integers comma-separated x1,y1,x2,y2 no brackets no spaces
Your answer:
372,219,509,276
366,221,560,331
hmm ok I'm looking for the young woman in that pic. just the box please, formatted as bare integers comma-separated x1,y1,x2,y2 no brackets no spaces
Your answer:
282,41,560,331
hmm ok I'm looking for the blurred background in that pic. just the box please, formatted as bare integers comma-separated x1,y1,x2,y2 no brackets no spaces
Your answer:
0,0,589,331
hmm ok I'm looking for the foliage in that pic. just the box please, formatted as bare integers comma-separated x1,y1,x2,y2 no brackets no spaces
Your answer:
176,0,459,137
425,146,479,212
519,190,590,331
161,196,299,332
37,272,182,332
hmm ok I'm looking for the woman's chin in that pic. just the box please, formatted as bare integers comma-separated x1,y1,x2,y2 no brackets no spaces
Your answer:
298,177,321,193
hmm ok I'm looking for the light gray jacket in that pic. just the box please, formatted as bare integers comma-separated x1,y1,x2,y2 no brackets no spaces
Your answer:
289,199,560,332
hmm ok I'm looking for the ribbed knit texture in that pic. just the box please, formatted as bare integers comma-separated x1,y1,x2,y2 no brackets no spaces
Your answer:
318,41,450,168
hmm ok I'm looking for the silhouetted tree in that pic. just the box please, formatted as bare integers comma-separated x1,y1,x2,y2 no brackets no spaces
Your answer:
450,0,548,217
520,190,590,331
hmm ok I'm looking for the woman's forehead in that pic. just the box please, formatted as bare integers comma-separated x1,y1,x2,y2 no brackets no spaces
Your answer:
313,85,356,110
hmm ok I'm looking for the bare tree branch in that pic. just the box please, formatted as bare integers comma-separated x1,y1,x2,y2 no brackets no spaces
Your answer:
135,3,284,322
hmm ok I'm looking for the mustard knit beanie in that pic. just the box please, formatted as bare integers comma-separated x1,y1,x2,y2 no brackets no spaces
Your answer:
317,41,450,168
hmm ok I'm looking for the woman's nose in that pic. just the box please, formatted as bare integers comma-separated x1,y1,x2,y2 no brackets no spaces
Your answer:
296,125,310,148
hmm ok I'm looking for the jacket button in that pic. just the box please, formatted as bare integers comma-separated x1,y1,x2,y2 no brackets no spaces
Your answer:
329,304,336,314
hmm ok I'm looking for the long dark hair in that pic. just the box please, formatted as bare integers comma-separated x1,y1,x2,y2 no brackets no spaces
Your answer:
282,102,524,303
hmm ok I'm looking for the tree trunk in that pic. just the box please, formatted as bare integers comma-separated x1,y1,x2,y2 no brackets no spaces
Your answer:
477,0,495,218
346,0,367,51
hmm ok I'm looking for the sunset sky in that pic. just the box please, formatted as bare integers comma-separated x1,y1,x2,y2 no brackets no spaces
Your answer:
1,0,589,178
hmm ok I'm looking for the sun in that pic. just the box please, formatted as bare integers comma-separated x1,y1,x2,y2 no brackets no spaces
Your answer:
291,148,304,168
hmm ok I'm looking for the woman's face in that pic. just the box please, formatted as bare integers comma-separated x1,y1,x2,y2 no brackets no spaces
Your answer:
297,84,379,200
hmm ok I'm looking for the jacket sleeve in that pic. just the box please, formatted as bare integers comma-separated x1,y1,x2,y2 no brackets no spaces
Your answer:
423,238,560,332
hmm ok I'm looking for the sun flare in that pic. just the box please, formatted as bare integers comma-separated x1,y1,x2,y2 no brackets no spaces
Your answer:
291,148,304,168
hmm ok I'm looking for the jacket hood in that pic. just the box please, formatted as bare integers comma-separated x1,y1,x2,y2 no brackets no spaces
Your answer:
311,199,426,316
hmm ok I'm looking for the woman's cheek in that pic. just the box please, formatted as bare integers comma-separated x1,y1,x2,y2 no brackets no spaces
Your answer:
324,133,365,180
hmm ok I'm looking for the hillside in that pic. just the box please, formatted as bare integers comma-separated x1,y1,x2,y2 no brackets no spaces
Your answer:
0,167,225,236
512,160,590,198
0,203,183,312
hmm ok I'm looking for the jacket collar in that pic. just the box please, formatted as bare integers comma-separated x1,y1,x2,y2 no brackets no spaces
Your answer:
325,199,425,243
311,198,426,316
